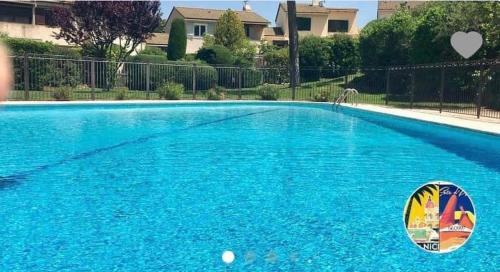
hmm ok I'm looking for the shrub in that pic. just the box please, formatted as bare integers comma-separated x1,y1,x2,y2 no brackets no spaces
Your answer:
241,69,261,88
263,47,288,67
206,86,225,100
2,37,83,91
233,39,257,67
184,54,196,61
167,18,187,60
196,45,234,65
114,87,128,100
51,86,71,101
157,82,184,100
299,36,331,82
257,84,280,101
125,54,216,91
329,34,360,72
1,36,54,54
217,68,261,89
313,90,331,102
141,46,166,56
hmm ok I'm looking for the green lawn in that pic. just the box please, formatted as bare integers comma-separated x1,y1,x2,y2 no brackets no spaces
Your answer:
4,74,482,113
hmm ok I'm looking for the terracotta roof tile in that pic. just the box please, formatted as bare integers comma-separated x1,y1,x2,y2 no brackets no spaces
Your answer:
175,7,269,25
146,33,169,46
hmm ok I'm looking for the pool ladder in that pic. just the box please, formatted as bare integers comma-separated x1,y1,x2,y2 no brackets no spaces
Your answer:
333,88,358,110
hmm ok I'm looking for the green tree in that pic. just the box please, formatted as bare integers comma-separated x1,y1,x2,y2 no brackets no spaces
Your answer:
329,34,360,70
299,36,331,67
214,10,246,50
167,18,187,60
410,3,451,64
359,8,415,67
431,2,499,60
299,36,331,81
360,2,499,66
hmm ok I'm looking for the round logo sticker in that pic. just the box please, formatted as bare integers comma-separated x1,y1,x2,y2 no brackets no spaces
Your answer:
403,181,475,253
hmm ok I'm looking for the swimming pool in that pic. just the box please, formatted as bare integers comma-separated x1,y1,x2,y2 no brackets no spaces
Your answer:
0,102,498,271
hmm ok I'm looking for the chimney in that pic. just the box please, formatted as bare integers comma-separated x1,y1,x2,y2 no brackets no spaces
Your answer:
243,0,252,11
312,0,320,6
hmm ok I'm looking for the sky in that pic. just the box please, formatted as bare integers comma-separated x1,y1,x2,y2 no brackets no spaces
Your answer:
160,1,378,28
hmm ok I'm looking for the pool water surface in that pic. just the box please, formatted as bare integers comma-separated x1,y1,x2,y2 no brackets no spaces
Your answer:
0,102,498,271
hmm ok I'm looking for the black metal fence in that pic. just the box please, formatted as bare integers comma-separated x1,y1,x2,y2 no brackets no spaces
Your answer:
7,55,500,119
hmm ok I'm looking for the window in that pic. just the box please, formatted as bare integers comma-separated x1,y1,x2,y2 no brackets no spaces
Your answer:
328,20,349,33
194,24,206,37
296,17,311,31
0,5,32,24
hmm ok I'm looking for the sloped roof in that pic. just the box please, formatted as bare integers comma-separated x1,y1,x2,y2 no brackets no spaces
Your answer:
263,27,284,36
146,33,169,46
278,3,358,14
275,3,358,23
174,7,269,25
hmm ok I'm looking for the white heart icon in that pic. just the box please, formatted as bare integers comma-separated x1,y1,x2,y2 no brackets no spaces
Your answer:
450,31,483,59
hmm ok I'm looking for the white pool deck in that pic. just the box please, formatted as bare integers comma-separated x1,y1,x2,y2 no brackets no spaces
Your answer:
341,104,500,135
2,100,500,135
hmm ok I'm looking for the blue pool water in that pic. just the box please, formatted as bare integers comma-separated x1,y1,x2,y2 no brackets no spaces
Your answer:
0,102,498,271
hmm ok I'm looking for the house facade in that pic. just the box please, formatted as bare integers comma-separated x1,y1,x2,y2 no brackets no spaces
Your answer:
377,0,426,19
264,0,359,46
165,6,269,54
0,0,72,45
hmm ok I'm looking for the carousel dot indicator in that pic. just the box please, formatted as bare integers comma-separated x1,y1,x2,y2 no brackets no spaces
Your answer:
222,250,235,264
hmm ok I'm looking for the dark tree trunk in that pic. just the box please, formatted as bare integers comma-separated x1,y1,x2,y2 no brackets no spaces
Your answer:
287,0,300,100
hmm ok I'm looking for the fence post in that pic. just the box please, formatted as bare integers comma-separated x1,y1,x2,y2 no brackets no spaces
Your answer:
476,66,487,119
91,59,96,100
238,66,242,100
439,66,444,113
192,63,196,99
146,63,151,100
23,54,29,101
410,70,415,109
385,69,390,105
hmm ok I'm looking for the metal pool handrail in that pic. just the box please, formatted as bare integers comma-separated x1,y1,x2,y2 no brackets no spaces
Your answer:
334,88,359,110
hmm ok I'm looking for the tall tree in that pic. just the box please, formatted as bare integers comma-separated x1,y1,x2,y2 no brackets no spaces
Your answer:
52,1,161,61
167,18,187,60
359,8,415,67
52,1,160,89
287,0,300,99
214,10,245,51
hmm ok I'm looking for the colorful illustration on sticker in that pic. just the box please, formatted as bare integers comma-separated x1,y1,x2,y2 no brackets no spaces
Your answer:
403,181,475,253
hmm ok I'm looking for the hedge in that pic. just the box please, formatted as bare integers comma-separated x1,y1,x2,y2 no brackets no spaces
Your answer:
216,68,261,89
1,36,84,91
125,54,217,91
196,45,234,65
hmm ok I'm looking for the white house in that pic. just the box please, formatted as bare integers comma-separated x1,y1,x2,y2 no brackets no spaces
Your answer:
165,5,269,54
